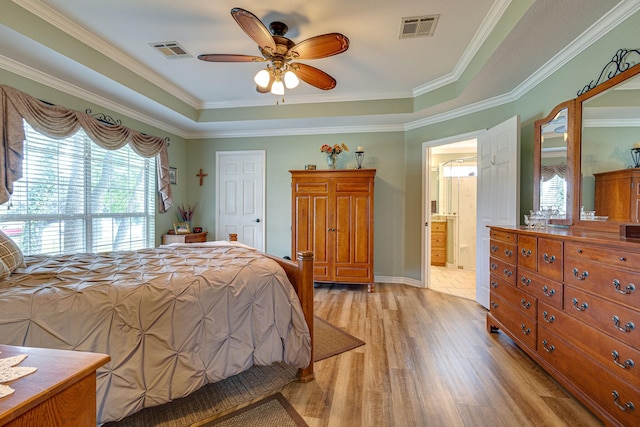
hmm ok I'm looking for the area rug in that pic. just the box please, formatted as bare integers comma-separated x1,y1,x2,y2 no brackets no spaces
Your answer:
313,315,365,362
198,393,307,427
104,317,364,426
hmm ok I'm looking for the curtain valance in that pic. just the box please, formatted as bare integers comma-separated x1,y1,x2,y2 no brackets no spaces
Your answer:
541,164,567,182
0,84,172,212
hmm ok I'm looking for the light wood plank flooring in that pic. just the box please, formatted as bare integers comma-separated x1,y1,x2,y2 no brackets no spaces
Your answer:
281,283,603,427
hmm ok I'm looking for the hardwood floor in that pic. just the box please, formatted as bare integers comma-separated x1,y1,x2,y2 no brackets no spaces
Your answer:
281,283,603,427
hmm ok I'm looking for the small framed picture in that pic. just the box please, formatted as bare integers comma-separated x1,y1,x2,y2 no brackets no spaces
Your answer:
169,167,178,185
173,222,191,234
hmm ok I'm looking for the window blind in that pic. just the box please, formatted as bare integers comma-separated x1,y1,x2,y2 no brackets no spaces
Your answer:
0,121,155,255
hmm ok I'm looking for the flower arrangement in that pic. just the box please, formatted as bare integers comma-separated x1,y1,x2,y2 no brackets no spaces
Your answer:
320,143,349,156
176,203,197,223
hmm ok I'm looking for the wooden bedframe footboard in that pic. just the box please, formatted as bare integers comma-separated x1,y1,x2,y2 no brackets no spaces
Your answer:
263,250,315,382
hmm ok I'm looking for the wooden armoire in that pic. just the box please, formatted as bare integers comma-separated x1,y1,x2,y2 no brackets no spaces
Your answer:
290,169,376,292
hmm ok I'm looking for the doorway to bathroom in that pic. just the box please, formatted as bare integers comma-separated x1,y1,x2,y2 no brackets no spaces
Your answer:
428,139,477,300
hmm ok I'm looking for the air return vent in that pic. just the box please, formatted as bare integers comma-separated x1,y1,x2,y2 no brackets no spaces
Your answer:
399,15,440,39
150,41,191,59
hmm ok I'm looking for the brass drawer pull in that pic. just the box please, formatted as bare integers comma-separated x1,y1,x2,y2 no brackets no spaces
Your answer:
491,281,498,289
613,279,636,295
572,298,588,311
612,315,635,333
611,390,635,412
491,245,499,252
520,324,531,335
542,339,555,353
521,299,531,309
542,311,555,323
504,249,513,257
520,276,531,286
572,268,589,280
521,248,532,257
490,263,498,271
503,268,513,277
543,253,556,264
612,350,635,369
491,301,498,309
542,286,555,297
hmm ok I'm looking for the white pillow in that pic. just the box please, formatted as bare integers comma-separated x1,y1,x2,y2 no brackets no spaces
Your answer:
0,230,25,274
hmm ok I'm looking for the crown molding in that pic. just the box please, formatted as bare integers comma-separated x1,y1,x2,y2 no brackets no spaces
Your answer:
0,54,189,139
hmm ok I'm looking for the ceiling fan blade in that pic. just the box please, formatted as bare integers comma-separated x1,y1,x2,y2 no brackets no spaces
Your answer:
288,33,349,60
292,63,337,90
198,54,264,63
231,8,276,53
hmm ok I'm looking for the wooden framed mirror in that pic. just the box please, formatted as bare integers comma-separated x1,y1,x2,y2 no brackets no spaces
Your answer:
534,99,575,226
573,51,640,232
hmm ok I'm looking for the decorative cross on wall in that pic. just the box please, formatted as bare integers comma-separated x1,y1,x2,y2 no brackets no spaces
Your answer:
196,169,208,186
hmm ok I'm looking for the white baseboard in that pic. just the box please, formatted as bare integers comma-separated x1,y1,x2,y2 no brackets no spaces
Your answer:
374,276,424,288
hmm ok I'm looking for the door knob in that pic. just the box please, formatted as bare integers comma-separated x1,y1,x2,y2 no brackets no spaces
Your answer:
252,218,261,223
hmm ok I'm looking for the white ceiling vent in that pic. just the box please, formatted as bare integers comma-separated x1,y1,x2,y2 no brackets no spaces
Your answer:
399,15,440,39
150,41,191,59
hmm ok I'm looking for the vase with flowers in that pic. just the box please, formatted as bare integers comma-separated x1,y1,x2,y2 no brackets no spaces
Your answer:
176,203,197,228
320,143,349,169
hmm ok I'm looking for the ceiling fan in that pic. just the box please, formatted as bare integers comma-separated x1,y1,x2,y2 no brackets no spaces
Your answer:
197,8,350,96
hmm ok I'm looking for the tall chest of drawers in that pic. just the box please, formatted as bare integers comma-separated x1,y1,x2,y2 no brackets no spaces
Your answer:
487,226,640,426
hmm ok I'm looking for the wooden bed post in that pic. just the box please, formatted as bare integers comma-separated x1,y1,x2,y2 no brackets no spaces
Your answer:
296,250,315,382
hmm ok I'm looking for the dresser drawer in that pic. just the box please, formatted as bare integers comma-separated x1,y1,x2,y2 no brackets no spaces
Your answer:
517,267,563,309
565,257,640,310
565,242,640,269
431,249,446,266
489,229,517,244
538,302,640,389
537,325,640,426
491,274,536,321
518,234,537,271
565,285,640,349
489,293,537,350
537,238,563,281
490,239,516,264
489,257,516,286
432,232,446,247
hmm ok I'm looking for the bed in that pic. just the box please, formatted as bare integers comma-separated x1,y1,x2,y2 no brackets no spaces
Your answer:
0,238,314,424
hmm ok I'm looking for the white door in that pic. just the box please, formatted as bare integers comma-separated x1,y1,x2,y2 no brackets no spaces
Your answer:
476,116,520,308
216,151,265,251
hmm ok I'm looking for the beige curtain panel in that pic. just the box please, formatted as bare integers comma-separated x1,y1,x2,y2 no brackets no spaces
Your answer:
541,164,567,182
0,84,172,212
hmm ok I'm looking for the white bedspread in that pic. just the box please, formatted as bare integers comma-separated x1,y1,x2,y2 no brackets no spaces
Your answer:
0,242,311,424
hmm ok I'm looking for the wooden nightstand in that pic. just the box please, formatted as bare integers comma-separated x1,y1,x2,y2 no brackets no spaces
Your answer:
162,232,207,245
0,344,110,426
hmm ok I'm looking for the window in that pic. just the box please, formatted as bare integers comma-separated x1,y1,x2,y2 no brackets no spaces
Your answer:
0,121,155,255
540,174,566,214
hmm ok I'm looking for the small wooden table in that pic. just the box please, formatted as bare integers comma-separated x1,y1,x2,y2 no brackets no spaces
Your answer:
0,345,110,427
162,232,207,245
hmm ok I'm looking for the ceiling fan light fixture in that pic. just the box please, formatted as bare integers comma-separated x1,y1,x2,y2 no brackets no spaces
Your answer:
271,79,285,95
284,70,299,89
254,69,271,88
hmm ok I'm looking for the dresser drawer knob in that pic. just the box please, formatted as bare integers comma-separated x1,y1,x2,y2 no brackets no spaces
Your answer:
612,390,635,412
613,279,636,295
491,245,499,252
543,253,556,264
520,276,531,286
612,315,635,333
577,249,583,254
504,249,513,257
542,286,555,297
572,268,589,281
491,281,498,289
542,311,555,323
572,298,588,312
491,301,499,309
520,299,531,309
620,257,627,262
521,248,532,257
520,324,531,335
490,263,498,271
542,339,555,353
612,350,635,370
503,268,513,278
